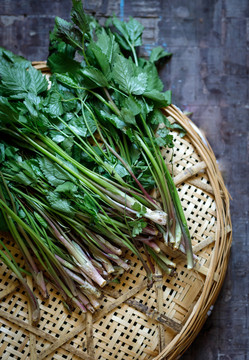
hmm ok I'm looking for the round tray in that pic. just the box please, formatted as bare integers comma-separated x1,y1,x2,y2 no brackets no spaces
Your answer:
0,62,232,360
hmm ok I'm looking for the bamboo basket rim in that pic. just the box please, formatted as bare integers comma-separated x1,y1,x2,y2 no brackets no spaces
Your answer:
0,62,232,360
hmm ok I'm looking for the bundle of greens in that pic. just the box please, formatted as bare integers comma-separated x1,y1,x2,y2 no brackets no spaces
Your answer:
0,0,193,324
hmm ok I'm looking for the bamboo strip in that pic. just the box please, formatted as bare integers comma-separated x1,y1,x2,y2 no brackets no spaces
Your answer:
0,281,19,300
103,285,182,332
86,312,94,359
0,309,91,360
37,280,148,359
125,299,182,332
154,266,166,355
27,276,37,360
37,321,87,360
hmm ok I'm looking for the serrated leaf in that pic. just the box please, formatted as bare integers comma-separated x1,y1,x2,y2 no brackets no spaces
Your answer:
46,191,72,214
71,0,90,33
55,181,78,194
112,17,144,49
88,42,111,80
67,116,88,137
81,66,109,88
0,47,30,68
100,110,126,130
0,63,30,95
45,91,64,117
122,96,141,116
149,46,172,63
48,52,82,74
39,157,75,187
130,219,147,237
143,89,171,107
96,29,119,64
12,172,33,186
144,62,164,92
120,108,136,126
55,17,83,50
150,109,166,125
0,96,18,123
23,98,38,118
28,66,48,94
113,55,147,95
155,127,174,148
55,73,79,89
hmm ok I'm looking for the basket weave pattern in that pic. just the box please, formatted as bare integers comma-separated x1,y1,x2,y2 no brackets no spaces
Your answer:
0,63,232,360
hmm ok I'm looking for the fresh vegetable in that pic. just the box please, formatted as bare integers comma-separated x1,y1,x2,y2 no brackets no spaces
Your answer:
0,0,193,323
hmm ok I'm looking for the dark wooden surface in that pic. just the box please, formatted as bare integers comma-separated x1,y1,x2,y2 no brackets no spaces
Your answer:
0,1,248,359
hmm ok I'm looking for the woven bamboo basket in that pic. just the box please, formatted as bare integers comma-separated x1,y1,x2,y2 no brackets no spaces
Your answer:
0,62,232,360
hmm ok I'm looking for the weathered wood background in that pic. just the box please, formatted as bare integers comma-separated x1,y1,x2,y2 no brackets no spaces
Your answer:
0,0,248,359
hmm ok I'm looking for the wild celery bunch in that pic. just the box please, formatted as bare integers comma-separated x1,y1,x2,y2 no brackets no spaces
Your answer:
0,0,193,323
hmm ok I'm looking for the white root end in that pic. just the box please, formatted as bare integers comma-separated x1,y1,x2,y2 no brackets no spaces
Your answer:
144,209,167,225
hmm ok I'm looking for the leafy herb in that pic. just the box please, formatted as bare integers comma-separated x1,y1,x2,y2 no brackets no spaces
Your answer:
0,1,193,321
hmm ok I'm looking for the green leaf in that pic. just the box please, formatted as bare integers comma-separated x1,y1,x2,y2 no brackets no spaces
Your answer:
68,116,88,137
60,136,74,155
46,191,72,214
81,109,97,136
28,66,48,94
122,96,141,116
113,55,147,95
0,63,30,96
29,158,45,178
39,157,75,187
87,42,111,80
0,47,30,69
77,193,100,216
52,134,65,143
112,163,129,178
144,62,164,92
130,219,147,237
12,172,33,186
71,0,90,34
96,29,119,64
55,181,78,194
81,66,109,88
149,109,166,125
131,202,147,218
112,17,144,49
45,91,64,117
55,17,83,50
0,96,18,123
23,98,38,118
120,108,136,126
48,52,82,74
155,127,174,148
143,89,171,107
100,110,126,130
55,73,79,89
149,46,172,63
136,98,154,119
